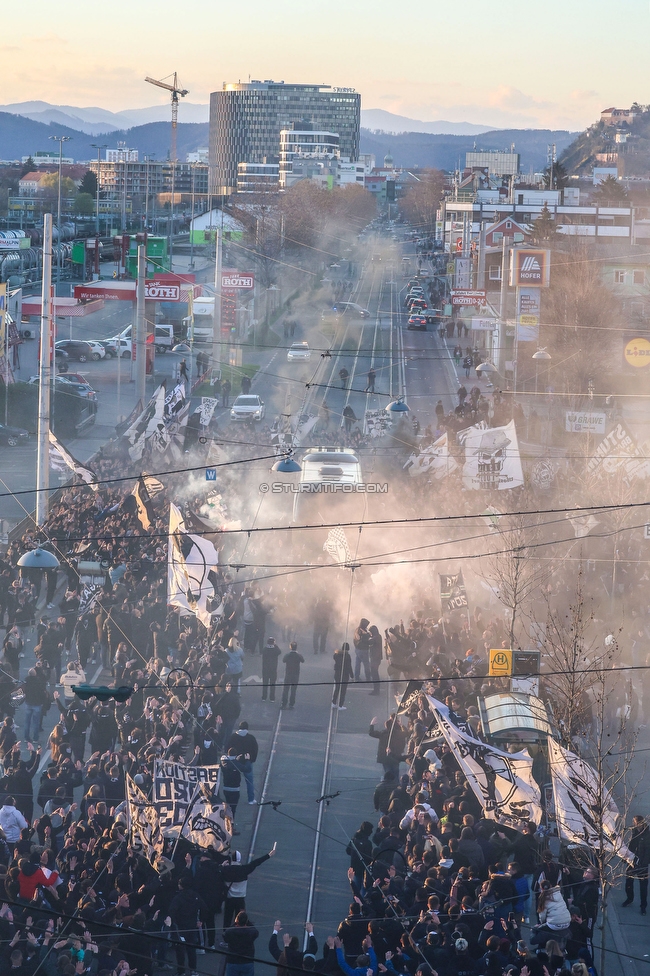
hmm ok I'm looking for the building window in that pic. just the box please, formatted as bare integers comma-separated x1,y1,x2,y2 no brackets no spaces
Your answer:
633,270,645,285
614,270,627,284
489,265,501,280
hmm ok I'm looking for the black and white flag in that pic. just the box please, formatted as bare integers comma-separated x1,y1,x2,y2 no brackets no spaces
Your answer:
548,738,633,863
426,695,542,827
48,431,98,490
323,526,352,564
126,775,164,859
125,475,164,531
181,784,232,852
439,571,468,614
124,384,167,461
168,503,220,628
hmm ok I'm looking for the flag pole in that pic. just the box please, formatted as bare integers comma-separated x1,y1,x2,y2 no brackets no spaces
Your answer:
170,781,204,860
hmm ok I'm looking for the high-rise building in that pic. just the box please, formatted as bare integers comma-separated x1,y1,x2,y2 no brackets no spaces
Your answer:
209,81,360,194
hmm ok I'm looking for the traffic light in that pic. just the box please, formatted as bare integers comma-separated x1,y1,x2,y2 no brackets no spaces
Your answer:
72,685,133,703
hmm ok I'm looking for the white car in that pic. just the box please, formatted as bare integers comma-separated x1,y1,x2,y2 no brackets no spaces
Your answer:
287,342,311,362
230,394,266,422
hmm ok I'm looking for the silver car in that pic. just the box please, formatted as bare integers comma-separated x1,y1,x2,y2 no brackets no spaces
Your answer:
230,394,266,422
287,342,311,362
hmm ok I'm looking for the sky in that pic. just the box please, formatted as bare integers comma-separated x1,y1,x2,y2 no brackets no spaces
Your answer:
2,0,650,129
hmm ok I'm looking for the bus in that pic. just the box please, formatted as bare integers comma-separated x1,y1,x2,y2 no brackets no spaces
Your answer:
292,447,368,524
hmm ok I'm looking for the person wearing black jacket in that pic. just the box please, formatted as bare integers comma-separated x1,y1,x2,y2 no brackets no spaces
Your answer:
221,748,244,832
569,866,599,958
228,722,259,804
222,910,258,976
281,643,304,709
261,638,281,702
269,921,318,976
332,645,353,710
346,822,373,892
167,877,208,976
623,814,650,914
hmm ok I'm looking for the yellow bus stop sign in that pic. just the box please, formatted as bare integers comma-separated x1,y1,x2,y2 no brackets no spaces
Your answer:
489,648,512,676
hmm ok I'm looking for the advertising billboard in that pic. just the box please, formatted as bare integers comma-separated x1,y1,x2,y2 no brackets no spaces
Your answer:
510,249,550,287
624,336,650,367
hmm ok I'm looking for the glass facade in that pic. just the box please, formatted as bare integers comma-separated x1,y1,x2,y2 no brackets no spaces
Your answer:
209,82,360,193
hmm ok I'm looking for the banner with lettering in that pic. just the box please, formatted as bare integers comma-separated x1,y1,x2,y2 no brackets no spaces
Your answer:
153,760,221,833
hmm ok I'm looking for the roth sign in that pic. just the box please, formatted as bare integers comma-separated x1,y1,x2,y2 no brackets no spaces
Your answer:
222,272,255,289
145,283,180,300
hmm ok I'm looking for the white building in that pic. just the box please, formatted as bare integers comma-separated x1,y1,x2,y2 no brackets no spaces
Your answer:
106,148,139,163
279,125,340,188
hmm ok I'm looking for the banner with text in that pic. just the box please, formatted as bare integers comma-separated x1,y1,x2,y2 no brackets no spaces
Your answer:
153,759,221,833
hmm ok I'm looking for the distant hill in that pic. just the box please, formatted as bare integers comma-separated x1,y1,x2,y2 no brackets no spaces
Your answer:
0,113,209,162
360,127,578,173
361,110,492,136
0,100,209,135
560,109,650,178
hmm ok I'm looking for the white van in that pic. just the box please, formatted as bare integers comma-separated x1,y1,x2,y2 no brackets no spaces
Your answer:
116,323,175,353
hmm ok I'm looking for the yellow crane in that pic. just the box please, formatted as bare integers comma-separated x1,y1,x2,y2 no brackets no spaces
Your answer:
144,72,189,162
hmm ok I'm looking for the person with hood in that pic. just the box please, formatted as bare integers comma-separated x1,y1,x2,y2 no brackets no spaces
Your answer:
507,862,530,921
166,876,208,976
332,644,354,710
353,619,371,683
368,626,383,696
346,821,373,893
214,682,242,750
622,814,650,914
530,880,572,945
0,796,27,843
220,847,275,930
3,744,41,821
457,827,485,875
228,721,259,804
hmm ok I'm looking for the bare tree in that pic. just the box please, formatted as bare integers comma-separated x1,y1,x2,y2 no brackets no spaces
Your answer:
482,512,551,648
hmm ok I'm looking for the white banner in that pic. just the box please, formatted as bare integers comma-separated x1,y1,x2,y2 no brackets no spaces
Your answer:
461,420,524,490
127,775,164,858
404,432,458,479
586,423,650,482
168,504,219,628
181,784,232,852
153,759,222,833
548,739,633,863
48,431,98,490
565,411,606,434
426,695,542,827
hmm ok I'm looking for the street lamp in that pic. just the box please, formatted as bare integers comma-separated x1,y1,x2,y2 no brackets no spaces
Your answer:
17,548,60,570
385,395,409,420
90,143,107,237
476,360,499,389
49,135,71,288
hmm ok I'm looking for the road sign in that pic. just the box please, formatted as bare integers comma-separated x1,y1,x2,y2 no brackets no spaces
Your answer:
489,648,512,676
451,289,486,306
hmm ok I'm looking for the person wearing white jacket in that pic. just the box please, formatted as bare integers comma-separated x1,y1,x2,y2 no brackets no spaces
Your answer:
0,797,28,843
530,881,572,945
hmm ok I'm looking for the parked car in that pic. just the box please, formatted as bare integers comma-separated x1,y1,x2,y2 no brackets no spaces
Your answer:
407,315,427,331
93,339,117,358
287,342,311,362
55,339,104,362
0,423,29,447
230,394,266,422
105,338,132,359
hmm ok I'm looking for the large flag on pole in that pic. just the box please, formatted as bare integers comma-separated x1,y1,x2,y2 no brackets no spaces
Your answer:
168,503,219,628
124,384,167,461
48,430,98,490
126,775,164,859
426,695,542,827
124,475,165,530
548,738,633,863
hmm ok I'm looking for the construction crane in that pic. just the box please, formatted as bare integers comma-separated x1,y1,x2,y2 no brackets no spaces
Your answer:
144,72,189,162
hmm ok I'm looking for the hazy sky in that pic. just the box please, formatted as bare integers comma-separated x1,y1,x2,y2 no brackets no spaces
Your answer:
3,0,649,128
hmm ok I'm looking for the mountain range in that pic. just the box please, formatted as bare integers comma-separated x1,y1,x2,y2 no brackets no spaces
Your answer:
0,101,578,174
1,101,538,138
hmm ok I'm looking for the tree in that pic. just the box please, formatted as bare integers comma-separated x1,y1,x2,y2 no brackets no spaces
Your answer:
482,513,552,648
74,192,95,215
543,160,569,189
78,170,97,198
530,203,558,242
399,169,444,233
540,563,609,745
593,175,628,206
20,157,35,177
40,173,77,199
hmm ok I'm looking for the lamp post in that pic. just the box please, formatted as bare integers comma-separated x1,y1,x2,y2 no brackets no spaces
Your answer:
90,143,107,237
189,163,196,269
532,349,552,443
49,135,71,289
